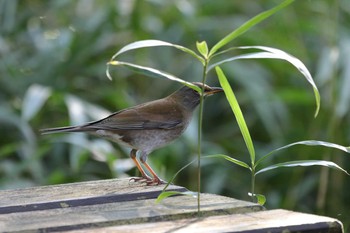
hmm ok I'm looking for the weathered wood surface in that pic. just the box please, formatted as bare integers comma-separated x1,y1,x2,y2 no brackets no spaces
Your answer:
0,178,262,232
69,209,344,233
0,178,187,214
0,178,343,232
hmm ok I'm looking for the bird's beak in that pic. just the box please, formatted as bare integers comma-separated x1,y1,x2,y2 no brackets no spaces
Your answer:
204,87,224,96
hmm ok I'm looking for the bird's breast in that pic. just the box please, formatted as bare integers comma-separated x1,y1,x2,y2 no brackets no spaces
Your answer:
94,124,189,152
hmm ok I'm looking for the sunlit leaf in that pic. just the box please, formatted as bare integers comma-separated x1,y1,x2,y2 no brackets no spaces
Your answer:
110,39,204,64
275,140,350,153
196,41,208,58
156,191,197,204
208,47,320,117
105,65,113,81
256,140,350,167
204,154,250,170
209,0,294,57
22,84,52,121
108,61,201,93
256,160,350,175
248,192,266,205
107,40,204,80
215,66,255,165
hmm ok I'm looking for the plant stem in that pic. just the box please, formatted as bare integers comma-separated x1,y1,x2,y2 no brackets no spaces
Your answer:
197,60,209,215
251,169,256,202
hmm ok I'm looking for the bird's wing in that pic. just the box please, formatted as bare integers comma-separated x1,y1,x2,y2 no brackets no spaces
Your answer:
85,99,184,130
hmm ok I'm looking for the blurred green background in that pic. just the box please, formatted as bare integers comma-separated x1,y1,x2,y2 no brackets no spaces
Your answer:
1,0,350,229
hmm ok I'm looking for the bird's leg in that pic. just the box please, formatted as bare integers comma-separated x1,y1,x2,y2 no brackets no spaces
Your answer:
129,149,152,183
140,152,166,186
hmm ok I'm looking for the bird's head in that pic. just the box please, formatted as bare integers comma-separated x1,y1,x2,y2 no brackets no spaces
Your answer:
170,82,223,111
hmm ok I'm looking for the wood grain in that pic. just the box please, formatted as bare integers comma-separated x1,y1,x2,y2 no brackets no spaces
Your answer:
67,209,343,233
0,178,342,233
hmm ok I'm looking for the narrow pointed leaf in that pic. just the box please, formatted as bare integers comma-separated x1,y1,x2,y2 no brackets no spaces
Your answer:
156,191,197,204
106,65,113,80
108,61,201,93
208,47,320,117
256,140,350,166
110,39,204,64
256,160,350,175
274,140,350,153
216,66,255,165
204,154,250,169
162,158,198,192
209,0,294,57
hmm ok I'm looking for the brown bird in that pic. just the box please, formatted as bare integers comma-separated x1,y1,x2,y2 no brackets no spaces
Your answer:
40,82,223,185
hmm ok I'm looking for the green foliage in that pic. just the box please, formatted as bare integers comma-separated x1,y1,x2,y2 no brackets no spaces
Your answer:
208,0,294,56
216,67,256,164
1,0,350,229
106,1,350,216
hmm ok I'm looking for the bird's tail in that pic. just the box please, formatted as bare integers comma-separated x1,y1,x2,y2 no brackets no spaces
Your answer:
40,125,86,135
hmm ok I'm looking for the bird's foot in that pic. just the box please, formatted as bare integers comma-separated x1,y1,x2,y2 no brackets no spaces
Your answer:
145,177,167,186
129,176,166,186
129,175,152,184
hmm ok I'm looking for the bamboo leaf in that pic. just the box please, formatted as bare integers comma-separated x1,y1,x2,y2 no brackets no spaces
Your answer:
208,47,320,117
208,0,294,57
107,61,201,93
110,39,204,64
256,160,350,175
204,154,250,170
256,140,350,167
215,66,255,165
162,158,197,192
156,191,197,204
274,140,350,153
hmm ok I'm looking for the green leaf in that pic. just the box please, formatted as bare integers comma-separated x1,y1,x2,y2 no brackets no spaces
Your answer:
156,191,197,204
204,154,250,170
107,61,201,93
256,160,350,175
105,65,113,81
248,192,266,205
256,140,350,167
110,39,204,64
0,106,35,146
208,46,320,117
208,0,294,57
196,41,208,58
0,142,19,158
22,84,52,121
215,66,255,165
275,140,350,153
162,158,198,192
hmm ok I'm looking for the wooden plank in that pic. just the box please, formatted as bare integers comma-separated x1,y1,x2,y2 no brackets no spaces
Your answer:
0,179,263,232
0,178,186,214
67,209,344,233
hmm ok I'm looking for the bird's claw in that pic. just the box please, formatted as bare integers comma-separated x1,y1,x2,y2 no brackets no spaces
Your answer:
146,178,167,186
129,176,151,183
129,176,166,186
